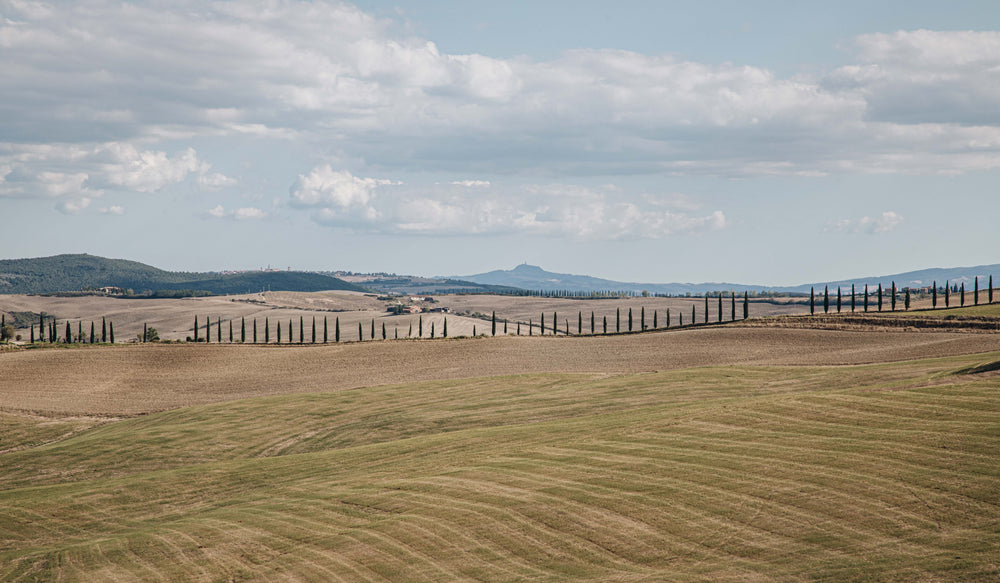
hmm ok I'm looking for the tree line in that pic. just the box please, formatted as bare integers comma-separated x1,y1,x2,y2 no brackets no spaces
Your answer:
807,276,995,314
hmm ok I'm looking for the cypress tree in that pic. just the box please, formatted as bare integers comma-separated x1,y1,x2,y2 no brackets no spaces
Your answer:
603,316,607,334
692,304,696,325
743,292,749,319
143,322,147,343
628,307,633,332
358,321,363,341
288,319,292,343
891,282,896,311
837,287,842,312
945,281,950,307
504,319,508,334
39,314,44,342
370,318,375,340
667,307,672,327
109,321,114,344
553,312,557,334
253,319,257,343
241,317,246,343
300,316,305,344
529,319,533,335
323,317,328,343
205,317,210,343
642,306,647,330
336,317,341,342
265,318,270,343
419,315,423,337
864,285,869,312
905,289,911,310
810,287,815,315
851,284,856,312
65,321,71,343
704,296,709,323
878,284,883,311
932,281,937,308
961,282,965,306
824,286,829,314
653,310,658,328
680,312,684,326
517,321,521,335
90,321,95,343
218,317,223,342
102,317,107,342
541,312,545,335
312,317,316,343
30,325,35,343
408,322,412,338
974,277,979,305
591,311,595,333
50,319,54,343
229,320,233,342
990,275,994,304
578,311,583,334
277,321,281,343
717,295,722,323
492,311,496,336
395,328,398,339
78,321,82,343
731,293,736,321
443,317,448,337
382,322,386,340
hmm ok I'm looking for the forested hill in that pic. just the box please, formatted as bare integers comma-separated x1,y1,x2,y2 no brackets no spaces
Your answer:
0,254,367,295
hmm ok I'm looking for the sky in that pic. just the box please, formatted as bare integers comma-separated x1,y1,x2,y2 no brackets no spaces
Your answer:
2,0,999,286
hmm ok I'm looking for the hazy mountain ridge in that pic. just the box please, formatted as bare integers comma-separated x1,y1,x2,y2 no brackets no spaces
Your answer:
454,263,1000,295
0,254,366,295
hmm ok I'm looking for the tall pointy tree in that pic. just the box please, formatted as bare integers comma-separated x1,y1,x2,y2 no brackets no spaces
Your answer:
109,321,114,344
603,315,607,334
641,306,646,331
692,304,696,325
824,286,829,314
336,317,341,342
945,281,950,307
653,309,658,329
382,321,386,340
541,312,546,335
206,317,211,343
78,321,82,343
289,319,294,343
492,311,496,336
878,284,883,312
891,282,897,311
731,293,736,321
743,292,748,319
517,321,521,335
443,317,447,337
39,314,45,342
704,295,709,323
265,318,270,343
253,319,258,343
323,316,328,343
90,321,95,344
932,281,937,308
30,324,35,343
837,287,842,313
312,317,316,343
300,316,305,344
591,311,595,334
103,317,107,343
418,315,423,337
241,317,246,343
578,311,583,334
65,321,71,344
408,322,413,338
229,320,233,342
864,284,869,312
905,289,911,310
529,319,533,335
504,319,508,334
628,307,633,332
990,275,994,304
961,282,966,306
974,276,979,305
717,295,722,323
667,307,672,327
277,321,281,344
810,287,815,315
553,312,557,334
851,284,856,312
219,317,223,342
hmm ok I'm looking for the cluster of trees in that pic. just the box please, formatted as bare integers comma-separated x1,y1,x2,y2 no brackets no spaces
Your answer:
808,276,995,314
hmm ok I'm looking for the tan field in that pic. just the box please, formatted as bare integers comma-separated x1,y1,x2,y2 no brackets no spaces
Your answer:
2,292,999,581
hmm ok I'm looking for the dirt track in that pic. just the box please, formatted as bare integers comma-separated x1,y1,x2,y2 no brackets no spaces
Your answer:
2,327,997,415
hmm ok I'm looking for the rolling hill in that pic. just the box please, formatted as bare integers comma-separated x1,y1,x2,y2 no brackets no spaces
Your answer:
0,254,367,295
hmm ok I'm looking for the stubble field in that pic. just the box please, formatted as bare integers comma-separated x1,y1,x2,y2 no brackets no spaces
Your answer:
1,294,999,581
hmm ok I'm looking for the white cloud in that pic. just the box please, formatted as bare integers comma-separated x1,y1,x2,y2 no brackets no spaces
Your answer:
56,197,91,215
450,180,491,187
1,3,999,188
207,204,267,220
826,211,903,234
98,205,125,215
295,168,726,239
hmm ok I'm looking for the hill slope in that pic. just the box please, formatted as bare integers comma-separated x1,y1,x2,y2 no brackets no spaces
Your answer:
0,254,366,294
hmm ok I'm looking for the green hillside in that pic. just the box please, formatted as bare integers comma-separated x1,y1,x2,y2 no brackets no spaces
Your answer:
2,353,998,580
0,254,366,294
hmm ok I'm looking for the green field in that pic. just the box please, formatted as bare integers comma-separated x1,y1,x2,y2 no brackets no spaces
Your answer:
2,354,999,581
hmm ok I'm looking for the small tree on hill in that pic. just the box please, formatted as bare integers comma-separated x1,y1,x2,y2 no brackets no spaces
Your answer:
945,281,950,307
891,282,896,311
717,295,722,323
704,296,709,324
616,308,620,332
65,321,72,343
578,311,583,334
265,318,270,343
591,311,595,333
878,284,883,311
109,321,114,344
864,284,869,312
358,321,363,341
323,316,328,343
810,287,815,315
277,321,281,343
905,289,911,310
419,315,423,338
824,286,829,314
300,316,305,344
743,291,749,319
961,282,966,306
443,317,448,337
851,284,856,312
603,315,607,334
628,307,633,332
336,317,341,342
492,311,496,336
253,319,258,343
90,321,95,344
103,317,108,343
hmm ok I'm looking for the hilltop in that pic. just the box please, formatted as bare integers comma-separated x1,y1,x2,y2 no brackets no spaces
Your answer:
0,254,366,295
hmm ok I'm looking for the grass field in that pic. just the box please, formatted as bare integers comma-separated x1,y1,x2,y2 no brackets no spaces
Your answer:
1,331,999,580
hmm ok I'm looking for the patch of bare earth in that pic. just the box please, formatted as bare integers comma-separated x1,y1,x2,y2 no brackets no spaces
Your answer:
1,327,997,415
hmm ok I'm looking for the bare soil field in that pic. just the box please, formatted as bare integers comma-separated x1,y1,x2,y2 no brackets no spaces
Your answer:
1,327,997,416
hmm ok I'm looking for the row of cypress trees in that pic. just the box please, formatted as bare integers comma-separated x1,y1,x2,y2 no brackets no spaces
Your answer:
21,314,115,344
808,276,995,314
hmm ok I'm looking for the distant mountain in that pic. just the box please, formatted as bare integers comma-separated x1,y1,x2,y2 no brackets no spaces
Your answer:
0,254,367,295
454,263,1000,295
452,264,766,295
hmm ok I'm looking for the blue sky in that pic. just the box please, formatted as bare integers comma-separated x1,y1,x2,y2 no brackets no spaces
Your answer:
1,1,999,285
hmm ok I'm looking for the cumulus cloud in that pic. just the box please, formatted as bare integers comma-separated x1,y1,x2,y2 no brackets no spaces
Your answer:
1,2,999,182
293,166,725,239
98,205,125,215
826,211,904,234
